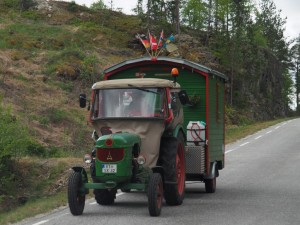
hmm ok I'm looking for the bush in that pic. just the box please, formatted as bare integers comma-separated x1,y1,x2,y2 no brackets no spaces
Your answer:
0,100,30,160
26,141,47,157
46,108,69,124
0,97,31,197
80,54,101,84
67,1,79,12
2,0,36,11
2,0,19,9
22,11,42,21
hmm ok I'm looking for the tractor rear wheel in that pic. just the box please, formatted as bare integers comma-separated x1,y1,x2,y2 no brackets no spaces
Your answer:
159,133,185,205
68,171,85,215
148,173,163,216
94,189,116,205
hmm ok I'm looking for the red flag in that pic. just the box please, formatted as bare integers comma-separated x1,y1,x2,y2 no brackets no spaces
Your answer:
149,31,158,51
157,30,164,48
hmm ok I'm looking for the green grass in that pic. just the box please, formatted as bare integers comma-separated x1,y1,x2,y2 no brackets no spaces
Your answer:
0,192,68,225
225,117,294,144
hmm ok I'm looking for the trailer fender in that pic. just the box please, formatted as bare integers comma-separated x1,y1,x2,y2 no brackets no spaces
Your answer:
204,161,219,180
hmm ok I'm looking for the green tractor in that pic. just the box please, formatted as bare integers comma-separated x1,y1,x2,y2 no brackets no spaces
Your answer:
68,74,189,216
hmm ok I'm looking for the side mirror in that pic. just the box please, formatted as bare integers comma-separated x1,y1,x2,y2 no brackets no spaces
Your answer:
79,94,87,108
178,90,192,106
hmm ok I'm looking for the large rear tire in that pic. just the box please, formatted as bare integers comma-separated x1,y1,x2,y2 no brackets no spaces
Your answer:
159,133,186,205
148,173,163,217
94,189,116,205
68,171,85,215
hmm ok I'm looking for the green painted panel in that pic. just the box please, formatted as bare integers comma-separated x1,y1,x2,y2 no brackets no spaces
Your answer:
176,70,206,131
207,77,225,165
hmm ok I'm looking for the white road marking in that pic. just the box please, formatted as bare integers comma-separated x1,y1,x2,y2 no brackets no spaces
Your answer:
240,142,249,147
226,120,293,154
32,220,49,225
225,149,236,154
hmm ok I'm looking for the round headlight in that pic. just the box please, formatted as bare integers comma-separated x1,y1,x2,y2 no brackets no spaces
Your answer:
137,155,146,165
84,154,92,164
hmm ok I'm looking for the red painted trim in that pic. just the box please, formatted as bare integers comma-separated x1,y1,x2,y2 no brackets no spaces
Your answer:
104,60,197,80
205,74,210,175
223,84,226,169
165,88,173,124
89,90,95,124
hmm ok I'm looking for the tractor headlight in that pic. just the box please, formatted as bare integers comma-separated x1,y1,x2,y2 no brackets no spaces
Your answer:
84,154,92,164
137,155,146,165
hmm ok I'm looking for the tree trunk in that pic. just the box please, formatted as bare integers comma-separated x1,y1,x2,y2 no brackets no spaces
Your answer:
175,0,180,34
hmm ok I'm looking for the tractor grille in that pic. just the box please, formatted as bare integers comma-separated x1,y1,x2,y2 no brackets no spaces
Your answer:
97,148,124,162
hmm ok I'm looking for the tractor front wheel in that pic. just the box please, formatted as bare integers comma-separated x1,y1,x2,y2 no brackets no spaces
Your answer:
68,171,86,215
148,173,163,217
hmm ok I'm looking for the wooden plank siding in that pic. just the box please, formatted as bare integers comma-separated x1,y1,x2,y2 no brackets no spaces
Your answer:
207,76,225,168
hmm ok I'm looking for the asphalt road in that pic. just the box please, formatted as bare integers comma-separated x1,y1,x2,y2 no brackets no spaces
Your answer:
15,118,300,225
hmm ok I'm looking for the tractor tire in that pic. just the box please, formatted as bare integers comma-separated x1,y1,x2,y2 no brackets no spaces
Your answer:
94,189,116,205
148,173,163,217
68,171,85,215
159,133,186,205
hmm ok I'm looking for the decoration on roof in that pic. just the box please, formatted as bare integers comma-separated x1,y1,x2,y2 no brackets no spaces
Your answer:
135,30,178,58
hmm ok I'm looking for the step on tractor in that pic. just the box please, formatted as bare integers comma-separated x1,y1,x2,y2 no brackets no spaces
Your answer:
68,57,228,217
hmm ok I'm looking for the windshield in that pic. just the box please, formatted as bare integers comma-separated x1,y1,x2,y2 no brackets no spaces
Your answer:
91,88,167,119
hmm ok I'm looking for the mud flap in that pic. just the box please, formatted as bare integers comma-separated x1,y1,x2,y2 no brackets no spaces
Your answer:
72,167,89,194
204,161,219,180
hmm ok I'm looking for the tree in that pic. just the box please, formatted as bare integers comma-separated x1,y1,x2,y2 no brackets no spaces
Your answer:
133,0,144,16
90,0,106,10
20,0,36,11
290,35,300,113
174,0,180,34
256,0,288,61
182,0,207,30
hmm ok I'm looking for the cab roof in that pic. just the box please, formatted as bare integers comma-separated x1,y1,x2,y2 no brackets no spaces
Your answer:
92,78,181,90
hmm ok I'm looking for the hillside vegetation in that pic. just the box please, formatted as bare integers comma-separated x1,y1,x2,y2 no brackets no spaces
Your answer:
0,0,144,213
0,0,296,218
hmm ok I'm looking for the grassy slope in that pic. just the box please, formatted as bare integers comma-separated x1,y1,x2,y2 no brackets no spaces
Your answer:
0,1,142,221
0,1,142,154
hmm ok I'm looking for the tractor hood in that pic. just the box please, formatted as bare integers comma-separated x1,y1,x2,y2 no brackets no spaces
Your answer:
93,119,165,168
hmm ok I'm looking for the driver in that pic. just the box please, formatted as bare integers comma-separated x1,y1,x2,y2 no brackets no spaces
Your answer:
127,90,143,116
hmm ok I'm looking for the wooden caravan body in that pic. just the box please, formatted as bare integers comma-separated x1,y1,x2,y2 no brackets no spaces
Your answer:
102,57,228,180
